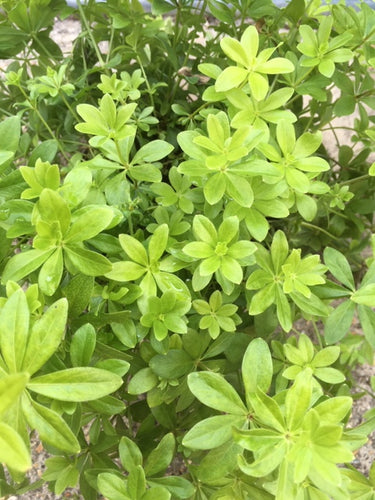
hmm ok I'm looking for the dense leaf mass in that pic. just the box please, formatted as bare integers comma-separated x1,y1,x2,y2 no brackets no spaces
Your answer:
0,0,374,498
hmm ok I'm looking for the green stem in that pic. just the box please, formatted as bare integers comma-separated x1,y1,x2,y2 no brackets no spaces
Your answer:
136,55,154,109
188,101,210,121
312,320,323,349
300,221,341,241
352,26,375,51
128,212,134,236
339,174,372,186
76,0,107,70
59,91,80,122
18,86,69,161
32,34,55,62
106,23,115,66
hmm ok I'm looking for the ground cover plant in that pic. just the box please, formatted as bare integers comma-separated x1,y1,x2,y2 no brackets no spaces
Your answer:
0,0,375,498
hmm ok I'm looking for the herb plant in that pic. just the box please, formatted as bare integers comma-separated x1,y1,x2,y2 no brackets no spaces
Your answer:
0,0,374,499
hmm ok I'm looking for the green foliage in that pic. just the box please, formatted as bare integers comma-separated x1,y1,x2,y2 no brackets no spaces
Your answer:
0,0,374,498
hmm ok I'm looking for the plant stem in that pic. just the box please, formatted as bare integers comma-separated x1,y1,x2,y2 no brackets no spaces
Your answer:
17,86,69,161
59,91,80,122
136,55,154,109
76,0,107,71
339,174,372,186
312,320,323,349
300,221,341,241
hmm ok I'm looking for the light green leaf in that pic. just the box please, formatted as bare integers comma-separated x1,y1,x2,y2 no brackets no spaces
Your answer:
144,433,175,476
249,283,276,315
27,367,123,401
238,441,286,477
22,396,80,453
358,305,375,348
312,346,340,368
193,215,217,245
128,367,158,395
37,188,71,235
143,486,171,500
248,72,269,101
285,370,312,430
70,323,96,367
200,255,221,275
127,466,146,499
64,245,112,276
314,367,345,384
323,247,354,291
351,284,375,307
0,373,29,416
0,288,29,373
64,206,114,243
324,300,356,344
21,298,68,375
119,234,148,266
215,66,248,92
249,390,285,432
271,230,289,273
0,422,31,472
148,476,195,500
220,256,243,284
257,57,295,74
183,241,214,259
119,436,143,472
2,248,54,284
132,140,173,164
225,174,254,208
220,36,249,67
242,338,273,400
275,285,292,332
183,414,246,450
148,224,169,262
314,397,352,424
97,472,129,500
204,173,226,205
38,247,63,296
188,371,247,415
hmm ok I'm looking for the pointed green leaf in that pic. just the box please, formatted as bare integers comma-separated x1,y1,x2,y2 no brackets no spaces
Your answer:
97,472,129,500
38,247,63,296
64,206,114,243
27,367,123,401
0,373,29,416
242,338,273,401
70,323,96,367
351,284,375,307
324,300,356,344
0,288,29,372
128,367,158,395
22,396,80,453
119,436,143,472
132,140,173,164
21,298,68,375
187,371,247,415
119,234,148,266
2,248,54,284
144,433,175,476
285,370,312,430
148,224,169,263
323,247,355,291
0,422,30,472
215,67,248,92
64,245,112,275
183,414,246,450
